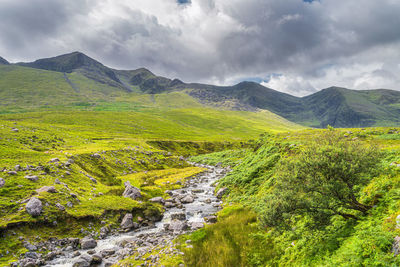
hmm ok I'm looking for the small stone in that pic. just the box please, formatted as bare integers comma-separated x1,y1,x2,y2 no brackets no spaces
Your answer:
204,216,217,224
49,158,60,163
24,243,37,251
36,186,57,194
92,153,102,159
0,178,5,188
191,222,204,230
8,171,17,175
25,175,39,182
216,187,228,199
55,203,65,211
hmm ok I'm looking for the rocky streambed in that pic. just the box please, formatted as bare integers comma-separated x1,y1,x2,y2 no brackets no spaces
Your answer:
17,164,229,267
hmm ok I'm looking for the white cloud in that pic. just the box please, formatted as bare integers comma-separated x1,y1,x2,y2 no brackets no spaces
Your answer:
1,0,400,93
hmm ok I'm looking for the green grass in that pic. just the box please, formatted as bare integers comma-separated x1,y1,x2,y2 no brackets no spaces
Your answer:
187,128,400,266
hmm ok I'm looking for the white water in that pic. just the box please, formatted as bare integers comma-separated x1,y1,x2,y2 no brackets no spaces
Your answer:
46,164,228,267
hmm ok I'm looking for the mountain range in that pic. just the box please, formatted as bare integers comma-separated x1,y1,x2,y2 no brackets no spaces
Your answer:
1,51,400,128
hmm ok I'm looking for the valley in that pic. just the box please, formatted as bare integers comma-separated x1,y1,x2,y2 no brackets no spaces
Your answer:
1,52,400,266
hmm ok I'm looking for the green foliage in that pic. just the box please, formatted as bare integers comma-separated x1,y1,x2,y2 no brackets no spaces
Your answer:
188,129,400,266
263,131,383,228
182,208,274,267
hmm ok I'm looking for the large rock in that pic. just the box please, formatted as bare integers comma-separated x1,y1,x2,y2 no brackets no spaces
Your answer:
26,197,42,217
36,186,57,194
122,181,141,200
73,256,91,267
181,195,194,204
216,187,228,199
0,178,5,188
80,237,97,249
120,213,134,229
168,220,189,232
149,196,165,204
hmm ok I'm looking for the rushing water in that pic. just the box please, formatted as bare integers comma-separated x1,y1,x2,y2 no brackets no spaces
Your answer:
46,164,228,267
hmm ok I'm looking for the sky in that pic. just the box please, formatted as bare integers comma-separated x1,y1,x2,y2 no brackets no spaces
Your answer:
1,0,400,96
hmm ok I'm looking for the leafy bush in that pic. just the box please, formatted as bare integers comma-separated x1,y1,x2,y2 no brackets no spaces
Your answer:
261,131,383,229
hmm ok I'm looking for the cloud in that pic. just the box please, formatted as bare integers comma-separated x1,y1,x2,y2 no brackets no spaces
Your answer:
1,0,400,94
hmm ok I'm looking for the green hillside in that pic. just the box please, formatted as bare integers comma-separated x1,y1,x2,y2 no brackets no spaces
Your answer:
5,51,400,128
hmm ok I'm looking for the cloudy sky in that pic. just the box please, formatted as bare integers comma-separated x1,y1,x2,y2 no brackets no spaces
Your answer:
1,0,400,96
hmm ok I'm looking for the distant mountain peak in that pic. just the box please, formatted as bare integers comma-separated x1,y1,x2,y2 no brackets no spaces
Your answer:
0,56,9,65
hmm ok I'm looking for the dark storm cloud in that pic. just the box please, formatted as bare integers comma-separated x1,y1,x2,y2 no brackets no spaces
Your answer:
1,0,400,95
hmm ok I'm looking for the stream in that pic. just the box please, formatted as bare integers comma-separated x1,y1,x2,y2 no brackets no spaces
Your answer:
45,164,229,267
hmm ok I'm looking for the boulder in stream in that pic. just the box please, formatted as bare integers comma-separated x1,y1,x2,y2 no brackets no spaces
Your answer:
80,237,97,250
181,195,194,204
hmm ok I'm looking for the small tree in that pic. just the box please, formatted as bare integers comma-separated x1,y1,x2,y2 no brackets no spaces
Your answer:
262,130,382,228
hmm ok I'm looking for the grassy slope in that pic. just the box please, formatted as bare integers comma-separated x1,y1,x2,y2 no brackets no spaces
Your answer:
0,60,306,265
188,128,400,266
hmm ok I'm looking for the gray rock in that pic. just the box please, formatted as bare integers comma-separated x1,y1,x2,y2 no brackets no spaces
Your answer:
149,196,165,204
168,220,189,232
36,186,57,193
120,213,134,229
216,187,228,199
181,195,194,204
91,254,102,264
11,128,19,132
55,203,65,211
26,197,42,217
8,171,17,175
73,258,90,267
80,237,97,249
171,212,186,221
89,177,97,184
396,214,400,229
122,181,142,200
192,188,204,193
24,243,37,251
191,222,205,230
25,175,39,182
100,249,116,257
393,236,400,256
204,216,217,224
164,201,175,208
0,178,5,188
49,158,60,163
92,153,102,159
